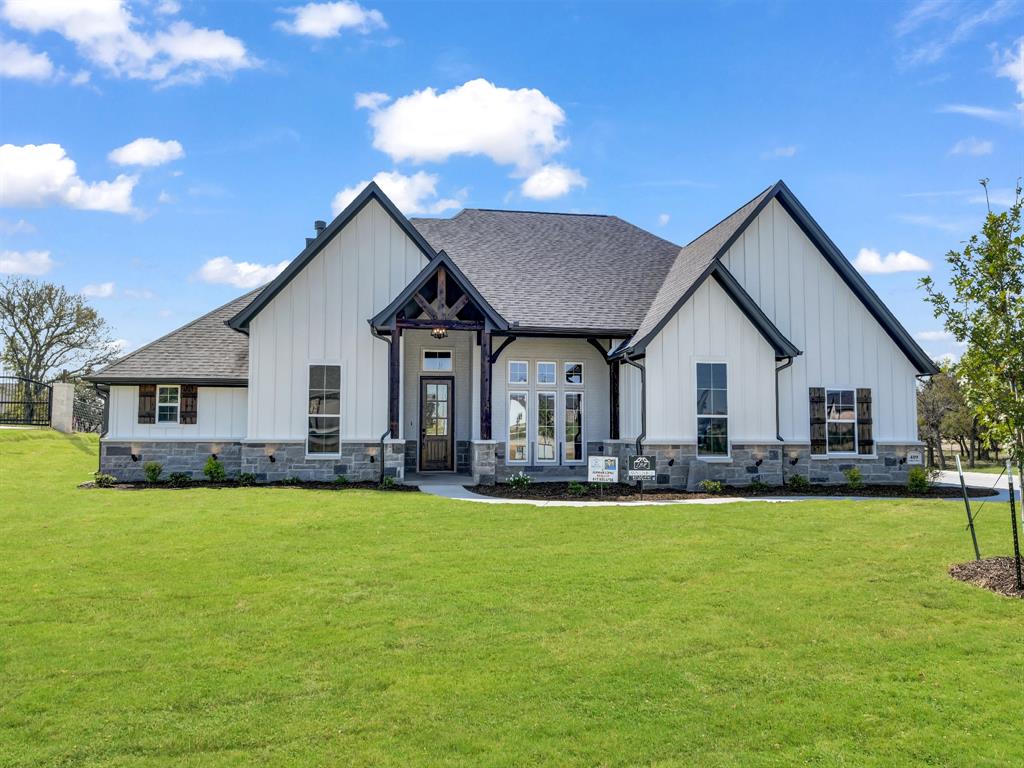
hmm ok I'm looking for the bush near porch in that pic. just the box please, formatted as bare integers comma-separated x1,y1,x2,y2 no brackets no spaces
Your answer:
1,430,1022,766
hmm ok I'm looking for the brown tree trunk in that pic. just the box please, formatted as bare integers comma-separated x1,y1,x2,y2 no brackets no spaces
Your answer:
935,429,947,469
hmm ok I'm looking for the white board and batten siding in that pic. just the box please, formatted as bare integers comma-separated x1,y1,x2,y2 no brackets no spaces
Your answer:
491,338,611,461
643,278,778,443
247,199,428,442
106,385,247,440
719,198,918,443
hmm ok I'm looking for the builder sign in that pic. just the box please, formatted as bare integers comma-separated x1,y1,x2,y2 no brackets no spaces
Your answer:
627,455,657,481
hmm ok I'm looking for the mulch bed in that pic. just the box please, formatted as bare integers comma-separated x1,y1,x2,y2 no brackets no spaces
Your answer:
79,480,419,492
468,481,997,502
950,557,1024,599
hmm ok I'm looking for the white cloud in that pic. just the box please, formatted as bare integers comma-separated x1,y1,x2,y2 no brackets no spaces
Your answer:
657,213,671,226
898,0,1015,66
362,78,569,171
762,145,798,159
915,329,958,342
81,281,115,298
155,1,180,15
520,164,586,200
197,256,289,289
108,137,184,167
0,217,35,235
996,38,1024,100
0,249,52,275
0,0,258,86
948,137,993,155
332,170,460,216
0,38,54,80
157,190,173,204
123,287,156,299
0,143,137,213
276,1,386,38
854,247,931,275
354,90,390,110
69,69,91,86
969,188,1019,208
938,103,1015,123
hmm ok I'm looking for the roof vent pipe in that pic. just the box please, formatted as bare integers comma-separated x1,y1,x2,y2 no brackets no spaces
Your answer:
314,220,326,236
305,237,314,247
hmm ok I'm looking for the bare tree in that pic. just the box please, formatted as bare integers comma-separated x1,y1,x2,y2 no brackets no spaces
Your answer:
0,277,119,383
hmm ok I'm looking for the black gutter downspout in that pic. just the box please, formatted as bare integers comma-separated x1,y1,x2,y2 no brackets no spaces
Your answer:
371,327,393,485
621,351,646,457
774,356,794,442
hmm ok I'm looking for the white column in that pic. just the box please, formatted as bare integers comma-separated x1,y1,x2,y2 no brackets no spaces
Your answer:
50,382,74,433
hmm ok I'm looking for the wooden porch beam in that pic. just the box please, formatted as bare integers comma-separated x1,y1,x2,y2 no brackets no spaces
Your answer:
413,293,439,319
445,294,469,319
437,266,446,311
397,318,484,331
388,325,401,439
480,329,492,440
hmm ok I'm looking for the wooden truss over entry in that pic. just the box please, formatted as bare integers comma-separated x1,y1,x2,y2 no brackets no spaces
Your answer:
369,251,508,442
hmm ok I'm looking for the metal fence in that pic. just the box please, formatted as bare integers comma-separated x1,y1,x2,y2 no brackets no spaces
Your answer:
73,384,105,433
0,376,52,426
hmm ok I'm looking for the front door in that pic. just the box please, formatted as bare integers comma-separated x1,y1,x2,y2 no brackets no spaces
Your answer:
420,377,454,471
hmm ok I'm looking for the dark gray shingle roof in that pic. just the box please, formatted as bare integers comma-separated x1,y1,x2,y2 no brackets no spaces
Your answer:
86,288,262,384
410,210,682,332
622,185,774,352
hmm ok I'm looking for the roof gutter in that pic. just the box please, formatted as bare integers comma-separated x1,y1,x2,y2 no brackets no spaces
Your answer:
621,350,646,457
371,326,394,486
775,356,795,442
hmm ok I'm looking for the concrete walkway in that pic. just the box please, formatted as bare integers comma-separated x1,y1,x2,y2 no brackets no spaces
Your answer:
936,469,1017,491
415,477,1018,507
415,482,795,507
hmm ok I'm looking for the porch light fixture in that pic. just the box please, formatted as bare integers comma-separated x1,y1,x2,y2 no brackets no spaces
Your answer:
130,453,139,462
431,327,448,339
211,453,218,461
268,454,276,463
755,458,764,467
789,456,800,466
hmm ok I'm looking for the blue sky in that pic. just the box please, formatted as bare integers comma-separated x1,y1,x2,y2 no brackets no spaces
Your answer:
1,0,1021,364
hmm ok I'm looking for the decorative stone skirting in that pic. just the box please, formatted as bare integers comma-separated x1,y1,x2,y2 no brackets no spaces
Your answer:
456,440,471,473
470,440,496,485
404,440,417,473
240,441,405,483
100,440,243,481
482,440,925,489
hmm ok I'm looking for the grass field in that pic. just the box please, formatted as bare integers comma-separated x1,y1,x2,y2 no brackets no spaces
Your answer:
2,430,1022,767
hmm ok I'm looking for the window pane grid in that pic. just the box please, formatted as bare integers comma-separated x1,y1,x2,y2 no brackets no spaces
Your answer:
537,392,555,461
696,363,728,457
564,393,583,462
308,364,341,454
826,388,857,453
508,392,528,462
156,385,179,423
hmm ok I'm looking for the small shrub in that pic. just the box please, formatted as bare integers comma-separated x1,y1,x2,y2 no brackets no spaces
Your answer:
283,476,303,485
93,472,117,488
698,479,724,494
907,465,938,493
143,461,163,483
333,475,349,486
507,471,532,491
203,456,226,482
844,466,864,490
378,475,396,490
237,472,258,487
167,472,191,488
787,473,810,491
747,479,770,493
567,480,587,497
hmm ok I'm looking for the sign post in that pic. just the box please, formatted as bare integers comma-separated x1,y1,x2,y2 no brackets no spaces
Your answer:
627,455,656,501
588,456,619,500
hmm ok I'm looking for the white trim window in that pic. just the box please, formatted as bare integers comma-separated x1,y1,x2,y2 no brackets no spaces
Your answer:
537,361,556,385
508,360,528,385
157,385,180,423
307,364,341,455
564,361,584,385
508,391,529,463
826,389,857,454
536,391,557,462
422,349,452,372
696,362,728,457
564,391,584,463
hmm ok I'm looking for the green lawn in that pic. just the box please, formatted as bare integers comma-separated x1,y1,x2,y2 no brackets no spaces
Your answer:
2,430,1022,767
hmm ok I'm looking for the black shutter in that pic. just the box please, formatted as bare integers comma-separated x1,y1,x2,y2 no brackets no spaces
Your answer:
856,388,873,455
179,384,198,425
809,387,826,455
138,384,156,424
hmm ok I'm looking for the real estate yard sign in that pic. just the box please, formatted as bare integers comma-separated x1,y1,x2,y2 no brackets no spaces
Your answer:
626,455,656,481
588,456,618,483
